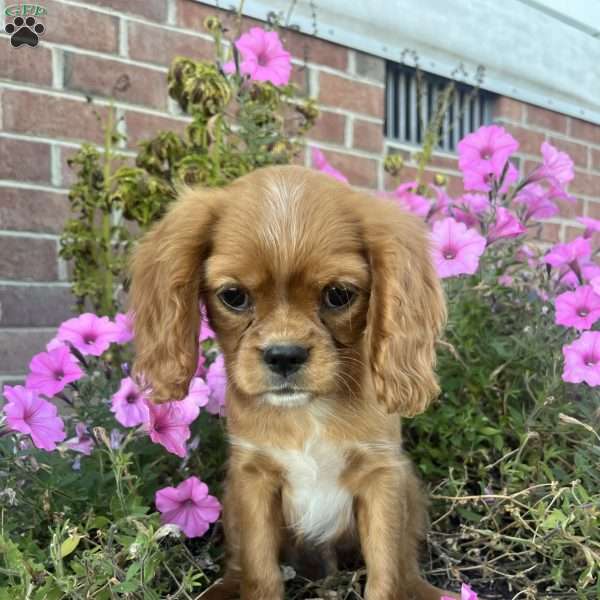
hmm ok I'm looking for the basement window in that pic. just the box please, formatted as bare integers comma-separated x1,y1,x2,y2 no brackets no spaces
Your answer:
384,62,496,152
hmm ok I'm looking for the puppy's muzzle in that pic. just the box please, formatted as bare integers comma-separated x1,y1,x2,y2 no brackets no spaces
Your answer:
263,344,309,378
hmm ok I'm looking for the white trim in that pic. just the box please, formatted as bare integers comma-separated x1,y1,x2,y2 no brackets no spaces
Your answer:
206,0,600,126
0,230,59,241
0,280,71,287
0,180,69,193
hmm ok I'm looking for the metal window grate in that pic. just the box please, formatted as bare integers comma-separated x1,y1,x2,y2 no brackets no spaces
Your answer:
384,63,496,152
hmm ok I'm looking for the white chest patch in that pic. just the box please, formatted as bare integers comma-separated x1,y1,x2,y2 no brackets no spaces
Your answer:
269,437,354,543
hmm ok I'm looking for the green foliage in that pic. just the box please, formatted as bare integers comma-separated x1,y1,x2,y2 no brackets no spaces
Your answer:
60,15,317,316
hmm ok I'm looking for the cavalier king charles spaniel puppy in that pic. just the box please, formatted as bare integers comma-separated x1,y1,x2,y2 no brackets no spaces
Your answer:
129,165,458,600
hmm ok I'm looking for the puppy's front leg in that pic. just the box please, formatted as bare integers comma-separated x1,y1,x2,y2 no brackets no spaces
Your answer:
236,464,284,600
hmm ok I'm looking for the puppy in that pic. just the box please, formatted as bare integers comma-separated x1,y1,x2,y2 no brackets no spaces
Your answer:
130,165,456,600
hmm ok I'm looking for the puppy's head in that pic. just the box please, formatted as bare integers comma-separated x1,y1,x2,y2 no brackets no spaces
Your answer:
130,166,446,416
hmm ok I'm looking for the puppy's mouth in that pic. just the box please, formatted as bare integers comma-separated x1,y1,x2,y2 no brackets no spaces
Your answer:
261,387,312,408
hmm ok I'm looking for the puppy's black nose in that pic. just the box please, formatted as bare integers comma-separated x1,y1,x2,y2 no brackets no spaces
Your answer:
263,345,309,377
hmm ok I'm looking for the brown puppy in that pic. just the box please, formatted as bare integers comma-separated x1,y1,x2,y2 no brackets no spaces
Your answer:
130,166,456,600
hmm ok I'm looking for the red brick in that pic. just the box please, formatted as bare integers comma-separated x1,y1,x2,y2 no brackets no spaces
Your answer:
570,172,600,197
493,97,524,123
41,0,119,53
384,165,417,191
283,30,348,72
319,73,383,118
313,148,378,188
125,111,189,147
557,197,584,220
128,22,214,67
0,188,69,234
177,0,224,30
0,285,74,327
570,118,600,145
548,137,588,169
308,111,346,145
0,330,55,374
565,225,585,242
526,104,567,134
0,139,51,184
0,38,52,86
442,173,464,196
588,201,600,220
504,124,545,155
0,236,58,281
83,0,167,22
290,64,308,94
3,90,109,144
353,119,383,153
427,153,459,172
591,149,600,172
527,222,561,243
64,53,168,110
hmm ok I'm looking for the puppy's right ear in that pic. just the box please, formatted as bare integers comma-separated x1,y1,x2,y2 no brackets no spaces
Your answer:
129,187,220,403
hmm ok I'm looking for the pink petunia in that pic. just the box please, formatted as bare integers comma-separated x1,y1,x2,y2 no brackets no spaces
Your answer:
311,148,348,183
111,377,150,427
224,27,291,86
442,583,479,600
516,244,538,268
25,345,84,396
146,401,194,457
487,207,526,244
57,313,121,356
560,261,600,288
155,476,221,538
393,181,431,218
562,331,600,387
114,312,134,344
180,377,210,422
205,354,227,416
576,217,600,239
555,285,600,330
535,141,576,201
428,185,451,220
459,125,518,192
514,183,559,221
591,276,600,296
65,422,94,456
199,312,215,342
430,218,487,279
2,385,66,452
543,237,591,268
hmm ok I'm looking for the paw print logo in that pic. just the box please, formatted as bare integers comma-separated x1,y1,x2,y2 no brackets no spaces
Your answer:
5,16,45,48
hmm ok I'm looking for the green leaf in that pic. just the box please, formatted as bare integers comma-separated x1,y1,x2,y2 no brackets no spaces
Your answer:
60,534,82,558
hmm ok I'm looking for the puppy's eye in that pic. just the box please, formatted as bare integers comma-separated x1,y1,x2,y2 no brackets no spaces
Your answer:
218,286,251,312
322,285,356,310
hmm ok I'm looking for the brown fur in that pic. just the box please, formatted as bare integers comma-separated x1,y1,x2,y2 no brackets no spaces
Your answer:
129,166,457,600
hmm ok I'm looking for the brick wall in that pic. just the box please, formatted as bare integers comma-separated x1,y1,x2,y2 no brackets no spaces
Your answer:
1,0,599,383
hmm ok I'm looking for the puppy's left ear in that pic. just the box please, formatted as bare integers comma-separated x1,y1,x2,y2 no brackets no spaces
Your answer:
363,200,447,416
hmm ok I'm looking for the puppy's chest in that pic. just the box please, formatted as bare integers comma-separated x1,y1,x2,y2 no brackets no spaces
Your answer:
268,437,354,543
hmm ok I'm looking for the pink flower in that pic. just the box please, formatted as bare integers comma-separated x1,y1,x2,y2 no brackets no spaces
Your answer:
111,377,150,427
225,27,291,86
205,354,227,416
430,218,487,279
2,385,66,452
180,377,210,422
487,207,526,243
562,331,600,386
114,312,134,344
460,193,490,214
195,353,207,377
199,313,215,342
576,217,600,238
516,244,538,268
155,476,221,538
458,125,518,191
462,160,519,193
535,141,575,201
393,181,431,218
555,285,600,330
146,401,194,457
25,345,84,396
442,583,478,600
46,337,65,352
543,237,591,268
560,261,600,288
591,276,600,296
57,313,121,356
311,148,348,183
428,185,451,220
514,184,559,221
498,274,513,287
65,422,94,456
